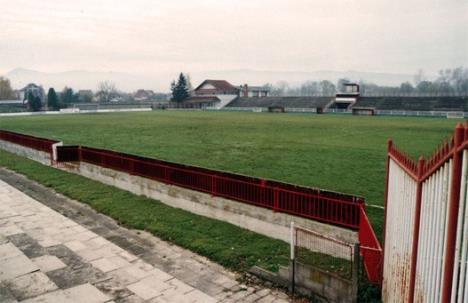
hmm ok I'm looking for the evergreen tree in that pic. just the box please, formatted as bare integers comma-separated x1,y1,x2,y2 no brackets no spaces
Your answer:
28,92,42,111
171,73,190,102
47,88,59,110
61,87,76,103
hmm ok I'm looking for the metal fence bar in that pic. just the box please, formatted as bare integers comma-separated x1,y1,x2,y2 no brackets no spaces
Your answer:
452,150,468,302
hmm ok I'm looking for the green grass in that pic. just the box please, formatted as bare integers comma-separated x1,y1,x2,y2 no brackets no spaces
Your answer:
0,149,289,272
0,111,457,205
0,111,459,239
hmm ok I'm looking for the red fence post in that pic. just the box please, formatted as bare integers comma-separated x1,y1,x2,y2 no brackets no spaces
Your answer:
408,156,425,303
211,175,216,196
273,188,279,211
441,123,464,303
381,139,392,282
78,146,82,162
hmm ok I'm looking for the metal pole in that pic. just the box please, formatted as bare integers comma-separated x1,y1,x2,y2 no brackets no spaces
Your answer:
352,242,360,303
441,123,464,302
381,139,392,283
289,221,295,295
408,156,425,302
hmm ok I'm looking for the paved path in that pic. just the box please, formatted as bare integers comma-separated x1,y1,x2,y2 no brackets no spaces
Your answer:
0,174,292,303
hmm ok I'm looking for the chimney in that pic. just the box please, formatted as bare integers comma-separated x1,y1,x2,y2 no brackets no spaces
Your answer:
243,84,248,97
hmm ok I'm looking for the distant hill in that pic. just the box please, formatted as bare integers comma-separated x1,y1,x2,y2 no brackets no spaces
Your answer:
3,68,429,93
190,69,421,87
4,68,160,92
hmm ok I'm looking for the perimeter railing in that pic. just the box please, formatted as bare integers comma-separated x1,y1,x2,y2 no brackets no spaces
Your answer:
0,129,59,154
56,145,364,229
0,129,383,287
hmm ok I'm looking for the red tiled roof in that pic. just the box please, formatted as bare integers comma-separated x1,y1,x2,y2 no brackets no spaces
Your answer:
194,80,238,92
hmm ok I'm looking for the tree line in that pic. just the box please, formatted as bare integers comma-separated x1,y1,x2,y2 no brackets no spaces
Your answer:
265,67,468,97
0,79,121,111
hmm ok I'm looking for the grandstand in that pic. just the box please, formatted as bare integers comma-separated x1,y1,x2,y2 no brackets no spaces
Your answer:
226,96,333,112
225,95,468,116
353,96,468,112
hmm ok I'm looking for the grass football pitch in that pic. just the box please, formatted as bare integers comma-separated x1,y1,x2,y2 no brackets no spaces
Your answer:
0,111,459,204
0,110,460,236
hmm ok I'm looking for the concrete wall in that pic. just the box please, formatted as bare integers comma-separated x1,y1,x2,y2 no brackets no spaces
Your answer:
0,108,152,117
0,139,53,165
250,263,357,303
57,161,357,250
281,263,356,303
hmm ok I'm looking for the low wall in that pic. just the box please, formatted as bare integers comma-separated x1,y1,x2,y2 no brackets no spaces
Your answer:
58,161,357,248
250,263,357,303
0,108,152,117
0,139,53,165
286,262,356,303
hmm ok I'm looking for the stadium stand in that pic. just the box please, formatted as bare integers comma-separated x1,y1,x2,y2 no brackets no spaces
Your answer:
354,96,468,111
226,96,333,110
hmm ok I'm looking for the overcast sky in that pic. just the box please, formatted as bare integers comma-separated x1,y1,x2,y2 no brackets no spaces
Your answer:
1,0,467,76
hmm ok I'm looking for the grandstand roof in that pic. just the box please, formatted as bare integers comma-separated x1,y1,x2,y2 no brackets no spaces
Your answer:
354,96,468,111
184,96,220,104
227,97,333,109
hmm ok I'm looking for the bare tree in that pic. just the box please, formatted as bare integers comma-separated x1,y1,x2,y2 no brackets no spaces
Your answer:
96,81,117,102
0,77,14,100
413,69,425,86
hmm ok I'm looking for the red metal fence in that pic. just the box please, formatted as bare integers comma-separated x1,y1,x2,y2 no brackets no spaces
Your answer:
0,129,383,286
0,130,59,153
57,145,363,229
359,206,383,285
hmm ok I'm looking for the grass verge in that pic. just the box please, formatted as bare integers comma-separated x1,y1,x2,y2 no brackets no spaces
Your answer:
1,149,351,275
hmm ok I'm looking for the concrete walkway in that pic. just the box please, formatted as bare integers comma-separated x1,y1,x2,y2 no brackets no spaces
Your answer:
0,173,292,303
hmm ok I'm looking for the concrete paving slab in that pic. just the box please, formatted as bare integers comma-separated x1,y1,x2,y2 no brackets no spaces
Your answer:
21,283,110,303
0,253,39,280
127,275,172,300
32,255,67,272
4,271,58,301
91,256,131,273
0,242,22,260
0,174,292,302
64,240,88,252
0,225,23,237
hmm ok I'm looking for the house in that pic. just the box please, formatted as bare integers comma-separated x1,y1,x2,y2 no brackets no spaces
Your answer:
185,79,270,109
193,80,240,96
184,80,240,109
133,89,155,101
240,84,270,98
19,83,45,102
